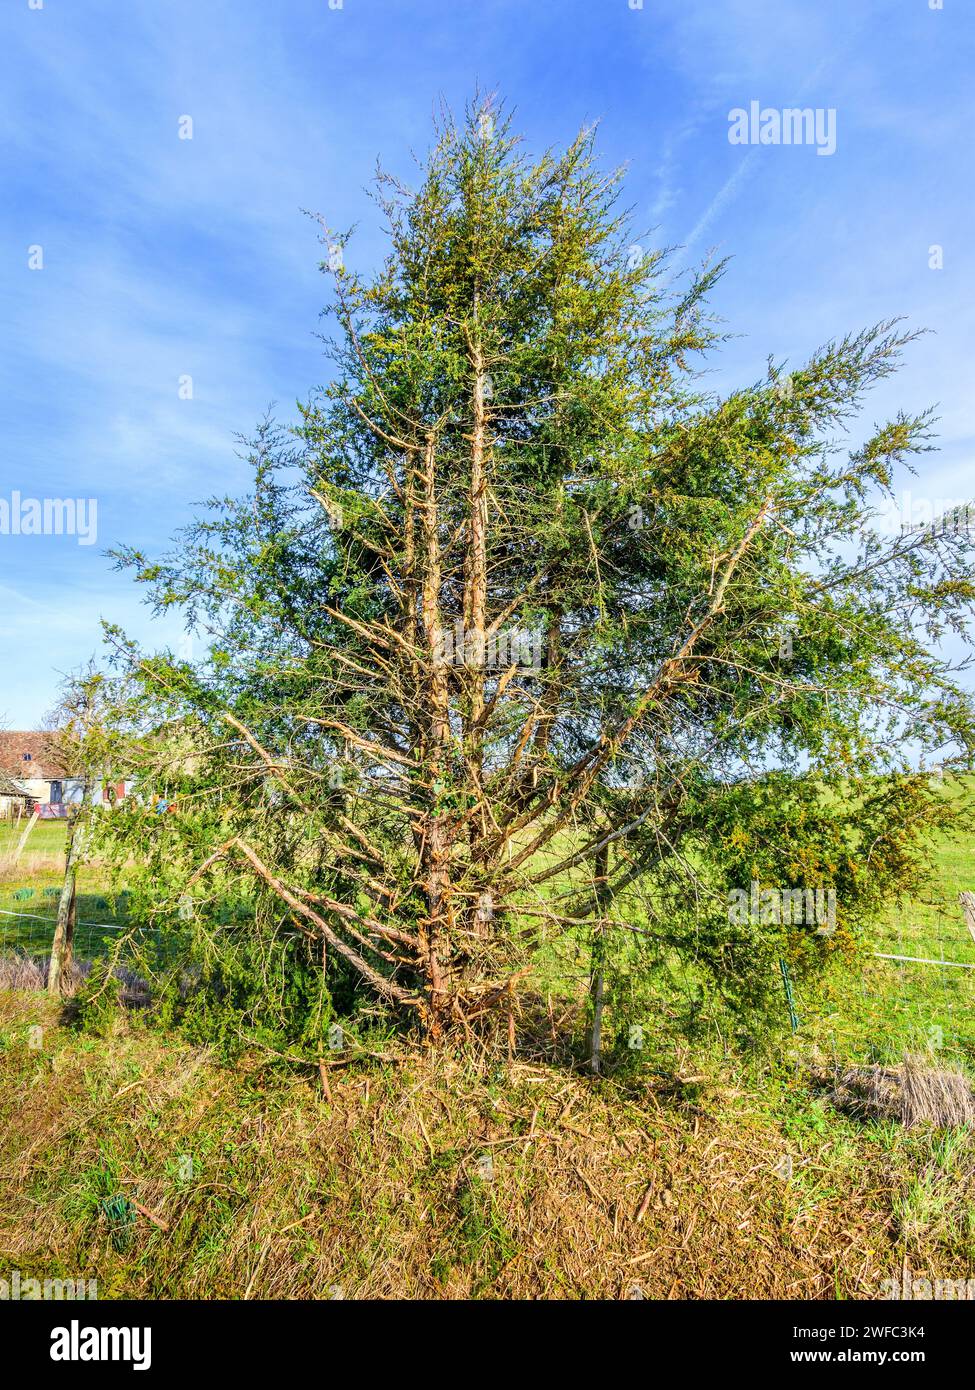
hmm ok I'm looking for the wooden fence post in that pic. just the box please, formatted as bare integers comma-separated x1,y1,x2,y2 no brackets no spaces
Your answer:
48,815,81,996
13,809,40,864
959,892,975,945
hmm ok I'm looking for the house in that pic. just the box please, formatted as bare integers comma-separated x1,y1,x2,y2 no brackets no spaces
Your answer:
0,771,35,820
0,731,130,818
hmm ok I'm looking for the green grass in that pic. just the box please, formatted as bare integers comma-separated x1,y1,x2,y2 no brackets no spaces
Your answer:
0,818,140,962
526,775,975,1077
3,777,975,1077
5,781,975,1300
7,986,973,1300
0,882,135,959
800,781,975,1069
0,819,69,854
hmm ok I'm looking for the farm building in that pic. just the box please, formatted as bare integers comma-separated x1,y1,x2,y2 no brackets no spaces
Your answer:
0,731,130,818
0,771,35,819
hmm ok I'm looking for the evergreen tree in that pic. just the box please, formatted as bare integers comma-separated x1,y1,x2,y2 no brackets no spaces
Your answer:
96,100,975,1048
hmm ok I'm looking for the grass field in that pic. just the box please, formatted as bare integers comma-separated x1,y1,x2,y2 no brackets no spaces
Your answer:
802,790,975,1068
3,785,975,1060
0,819,134,962
3,987,975,1299
2,784,975,1298
0,817,68,866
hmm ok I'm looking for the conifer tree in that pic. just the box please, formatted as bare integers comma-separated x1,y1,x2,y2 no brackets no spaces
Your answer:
98,100,975,1046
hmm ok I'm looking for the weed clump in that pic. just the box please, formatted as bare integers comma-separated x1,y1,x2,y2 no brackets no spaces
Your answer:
826,1054,975,1129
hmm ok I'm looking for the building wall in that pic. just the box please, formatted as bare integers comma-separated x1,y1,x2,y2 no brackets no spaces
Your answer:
17,778,52,803
4,776,132,808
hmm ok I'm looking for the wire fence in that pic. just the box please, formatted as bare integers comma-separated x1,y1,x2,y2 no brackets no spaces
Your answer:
799,894,975,1070
2,870,972,1070
0,903,173,973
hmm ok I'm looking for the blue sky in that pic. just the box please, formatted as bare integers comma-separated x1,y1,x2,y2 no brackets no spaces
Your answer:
1,0,972,726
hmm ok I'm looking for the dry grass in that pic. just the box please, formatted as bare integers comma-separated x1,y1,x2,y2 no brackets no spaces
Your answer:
3,990,973,1299
0,852,67,878
0,952,56,992
899,1057,975,1129
828,1055,975,1129
0,953,150,1005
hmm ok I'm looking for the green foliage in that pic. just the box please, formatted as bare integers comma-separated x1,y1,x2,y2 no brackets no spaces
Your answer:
66,96,975,1049
66,963,128,1036
154,933,340,1062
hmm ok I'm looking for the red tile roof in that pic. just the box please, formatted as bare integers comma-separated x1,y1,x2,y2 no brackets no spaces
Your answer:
0,731,69,779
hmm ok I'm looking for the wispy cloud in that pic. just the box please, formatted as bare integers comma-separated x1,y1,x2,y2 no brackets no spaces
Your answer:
1,0,973,723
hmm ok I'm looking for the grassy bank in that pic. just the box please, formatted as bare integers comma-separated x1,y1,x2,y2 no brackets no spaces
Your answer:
2,781,975,1299
2,989,975,1300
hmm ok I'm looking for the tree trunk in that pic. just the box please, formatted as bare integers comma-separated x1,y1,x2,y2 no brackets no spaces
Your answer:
422,814,452,1032
48,816,80,997
419,430,453,1034
589,947,605,1075
465,335,489,742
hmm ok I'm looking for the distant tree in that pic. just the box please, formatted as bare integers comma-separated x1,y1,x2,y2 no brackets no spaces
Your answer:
45,670,120,996
96,100,975,1047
